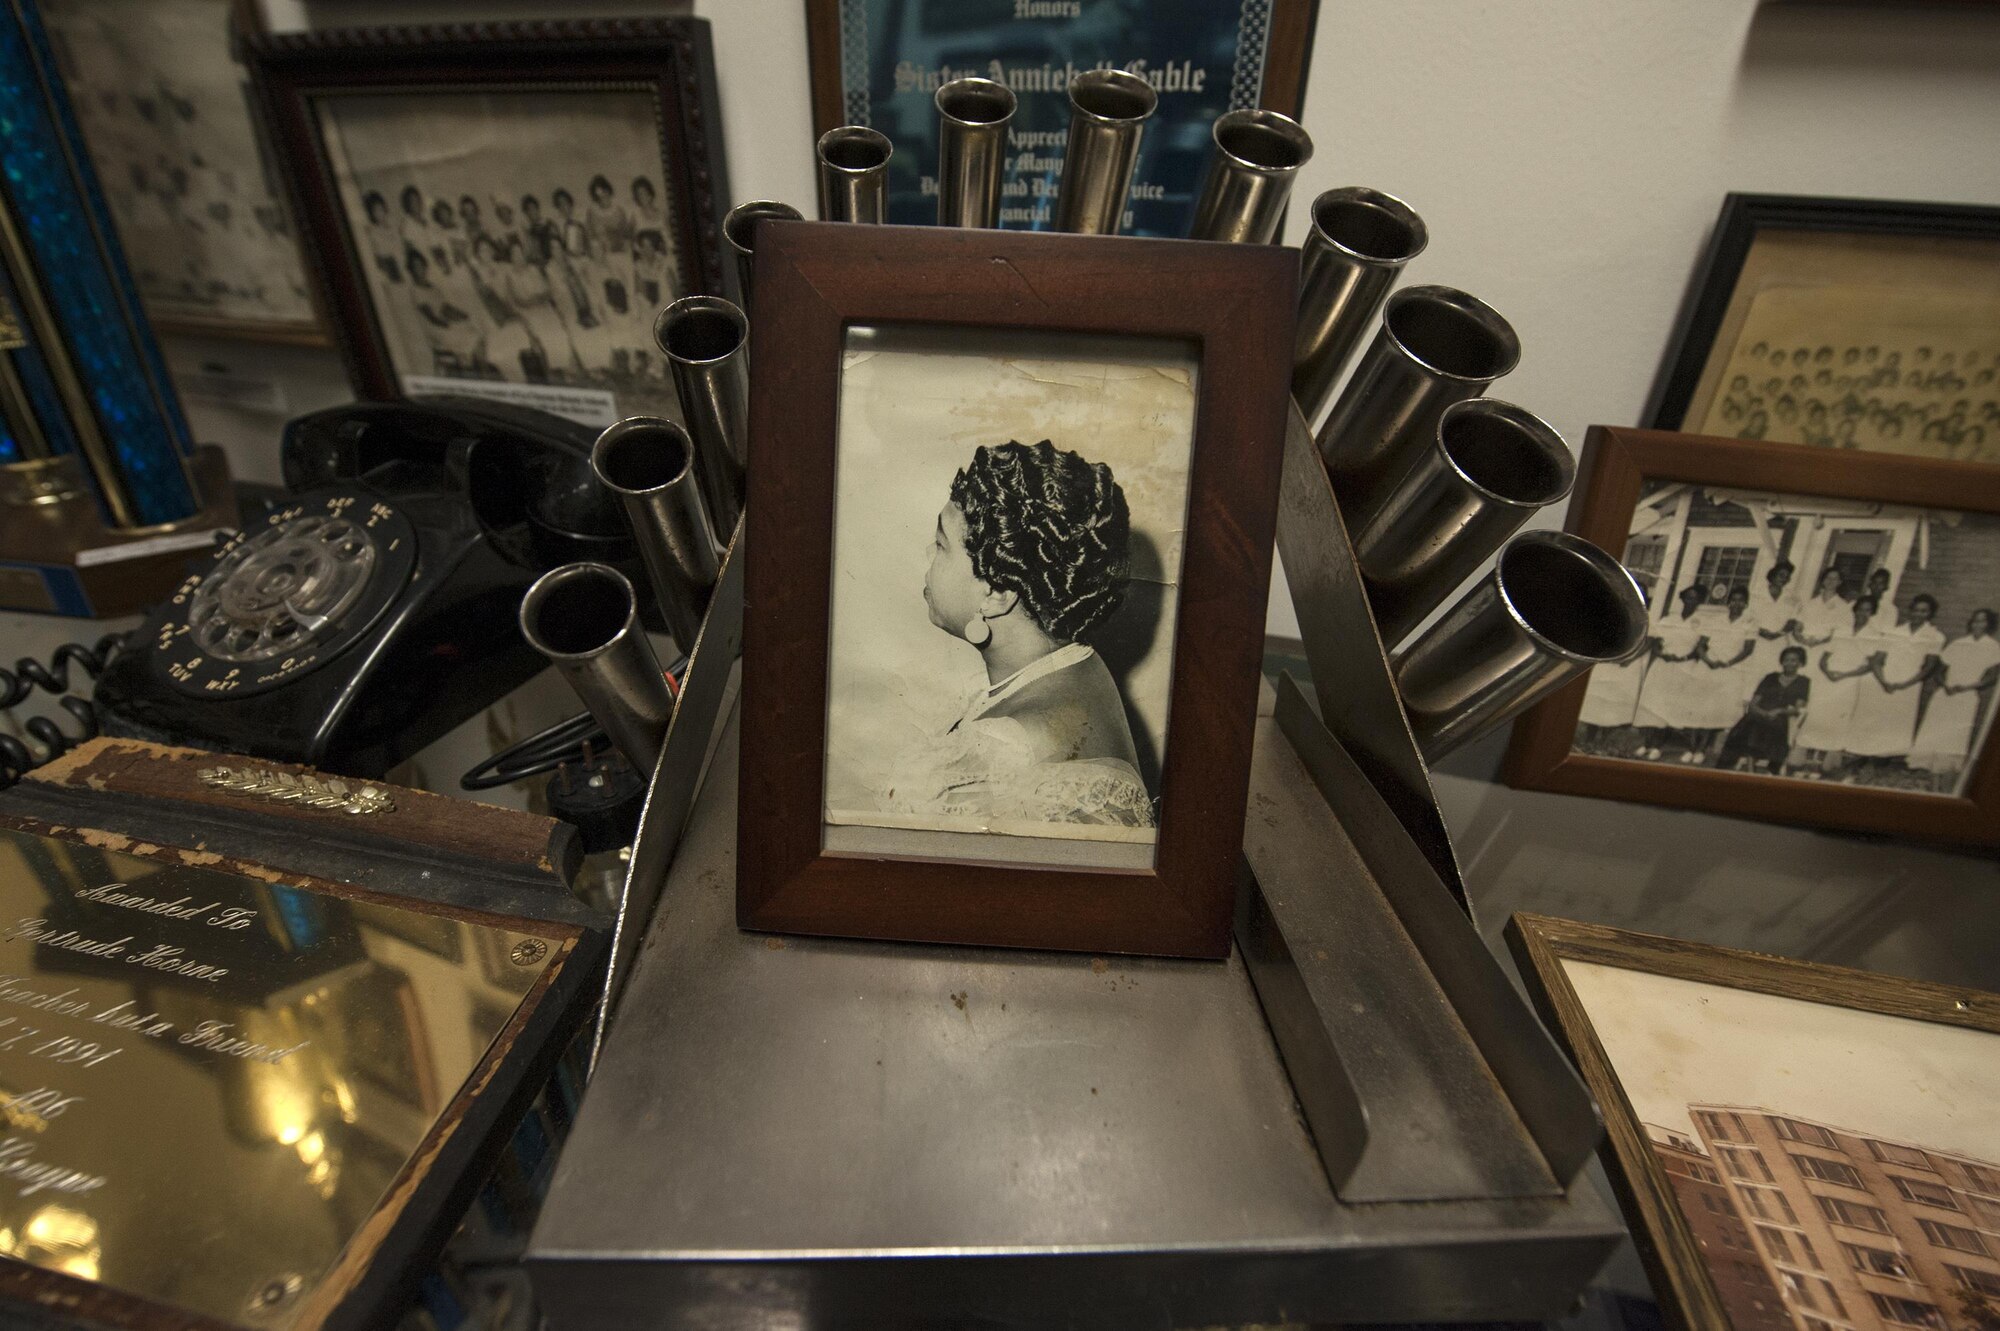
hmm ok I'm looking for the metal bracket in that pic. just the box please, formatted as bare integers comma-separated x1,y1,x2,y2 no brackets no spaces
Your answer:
1237,402,1602,1199
1272,398,1468,908
591,514,745,1067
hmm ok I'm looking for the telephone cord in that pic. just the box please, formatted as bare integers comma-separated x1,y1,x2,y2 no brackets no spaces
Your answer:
0,634,125,791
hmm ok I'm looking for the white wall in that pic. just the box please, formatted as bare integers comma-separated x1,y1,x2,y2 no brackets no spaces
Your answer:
215,0,2000,631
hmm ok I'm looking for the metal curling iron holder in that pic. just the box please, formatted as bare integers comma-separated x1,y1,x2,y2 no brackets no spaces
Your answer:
527,397,1619,1327
576,394,1610,1220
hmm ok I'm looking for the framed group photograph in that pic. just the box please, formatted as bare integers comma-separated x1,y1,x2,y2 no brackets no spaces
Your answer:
247,19,730,430
1503,427,2000,847
1647,194,2000,466
1509,913,2000,1331
737,221,1294,957
804,0,1318,235
38,0,324,344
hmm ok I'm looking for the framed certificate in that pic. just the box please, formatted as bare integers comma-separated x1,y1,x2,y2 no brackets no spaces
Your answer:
804,0,1318,235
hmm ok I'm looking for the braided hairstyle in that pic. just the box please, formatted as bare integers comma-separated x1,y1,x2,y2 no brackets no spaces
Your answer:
949,440,1131,643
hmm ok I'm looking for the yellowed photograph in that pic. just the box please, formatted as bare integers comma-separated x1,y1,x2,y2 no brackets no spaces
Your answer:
1565,958,2000,1331
821,325,1197,870
42,0,317,335
1682,228,2000,465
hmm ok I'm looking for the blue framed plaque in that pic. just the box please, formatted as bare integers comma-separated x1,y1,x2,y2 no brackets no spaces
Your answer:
806,0,1317,236
0,0,201,526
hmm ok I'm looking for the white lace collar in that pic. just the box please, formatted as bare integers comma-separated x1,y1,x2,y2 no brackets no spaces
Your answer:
966,643,1094,721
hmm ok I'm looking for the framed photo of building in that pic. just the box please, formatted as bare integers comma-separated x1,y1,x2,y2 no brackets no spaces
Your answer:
246,19,730,430
38,0,325,344
803,0,1318,235
1503,427,2000,847
1647,194,2000,466
1508,913,2000,1331
737,221,1293,958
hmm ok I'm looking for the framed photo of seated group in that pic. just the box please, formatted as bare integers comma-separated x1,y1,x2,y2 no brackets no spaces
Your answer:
737,221,1294,958
1503,426,2000,848
246,19,730,430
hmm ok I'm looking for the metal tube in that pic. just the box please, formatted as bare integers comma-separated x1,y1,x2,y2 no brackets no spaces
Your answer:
1391,532,1647,763
519,562,676,774
1355,399,1576,647
1187,109,1313,244
816,126,892,223
1315,284,1521,519
655,295,747,539
936,77,1016,229
723,200,802,310
1292,187,1428,422
591,416,721,651
1052,68,1157,235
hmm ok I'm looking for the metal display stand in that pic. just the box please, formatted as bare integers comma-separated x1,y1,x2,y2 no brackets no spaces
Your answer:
528,407,1622,1327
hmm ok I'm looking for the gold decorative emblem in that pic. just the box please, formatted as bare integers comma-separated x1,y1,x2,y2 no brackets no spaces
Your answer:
197,765,395,815
510,938,548,966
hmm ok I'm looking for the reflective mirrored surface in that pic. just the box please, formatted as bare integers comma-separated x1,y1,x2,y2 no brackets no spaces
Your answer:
0,826,561,1327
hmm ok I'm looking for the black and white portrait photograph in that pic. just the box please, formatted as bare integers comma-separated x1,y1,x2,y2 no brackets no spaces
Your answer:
1575,479,2000,797
318,88,685,427
42,0,318,337
821,326,1196,870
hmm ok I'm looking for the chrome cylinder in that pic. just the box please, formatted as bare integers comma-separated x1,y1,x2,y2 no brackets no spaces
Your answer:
1292,187,1428,422
1052,69,1157,235
816,126,892,223
591,416,721,651
936,78,1016,228
1356,399,1576,647
1315,284,1521,518
1187,110,1313,244
1392,532,1648,762
723,200,802,309
519,563,675,773
655,295,747,539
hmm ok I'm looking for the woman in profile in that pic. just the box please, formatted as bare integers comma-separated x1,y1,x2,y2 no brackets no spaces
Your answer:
897,439,1153,830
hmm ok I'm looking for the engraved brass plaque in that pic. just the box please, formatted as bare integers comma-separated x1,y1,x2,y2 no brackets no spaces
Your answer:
0,826,565,1327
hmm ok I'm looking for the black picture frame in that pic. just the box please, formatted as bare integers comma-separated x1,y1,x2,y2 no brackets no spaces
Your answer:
1645,192,2000,434
246,18,731,413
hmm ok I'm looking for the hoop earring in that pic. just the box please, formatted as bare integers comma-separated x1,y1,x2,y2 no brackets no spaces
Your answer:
963,615,991,647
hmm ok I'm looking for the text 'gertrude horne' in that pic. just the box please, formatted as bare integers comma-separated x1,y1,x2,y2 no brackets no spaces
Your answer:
2,920,230,981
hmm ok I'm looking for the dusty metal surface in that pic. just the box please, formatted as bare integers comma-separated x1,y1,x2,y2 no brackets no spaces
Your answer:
529,702,1621,1329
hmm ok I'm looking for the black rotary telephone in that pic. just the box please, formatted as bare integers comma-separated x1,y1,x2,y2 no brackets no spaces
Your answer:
93,396,657,778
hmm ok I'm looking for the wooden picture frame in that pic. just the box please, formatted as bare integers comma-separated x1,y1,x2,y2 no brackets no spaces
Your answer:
803,0,1319,235
1645,192,2000,464
37,0,329,346
246,19,729,426
737,222,1294,958
1503,426,2000,847
1508,913,2000,1331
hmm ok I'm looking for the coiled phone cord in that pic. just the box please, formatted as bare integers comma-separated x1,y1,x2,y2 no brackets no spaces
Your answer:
0,633,124,791
459,656,685,792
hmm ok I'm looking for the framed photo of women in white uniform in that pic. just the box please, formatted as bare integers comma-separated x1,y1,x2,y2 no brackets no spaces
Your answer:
736,222,1294,958
245,19,730,429
1505,427,2000,848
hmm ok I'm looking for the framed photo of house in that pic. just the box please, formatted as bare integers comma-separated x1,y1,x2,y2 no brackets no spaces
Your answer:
737,221,1294,958
246,19,730,430
1502,427,2000,847
1646,194,2000,465
38,0,326,344
1508,913,2000,1331
803,0,1319,235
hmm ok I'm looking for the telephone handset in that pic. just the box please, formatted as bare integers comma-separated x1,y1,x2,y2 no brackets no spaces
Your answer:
94,396,655,778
